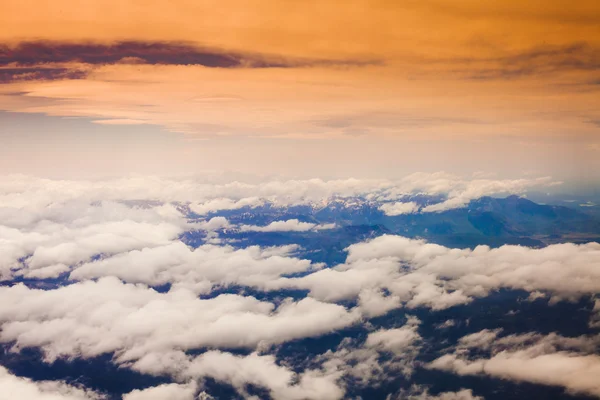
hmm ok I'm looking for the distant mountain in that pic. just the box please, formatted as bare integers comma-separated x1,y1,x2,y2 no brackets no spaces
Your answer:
187,195,600,250
383,195,600,247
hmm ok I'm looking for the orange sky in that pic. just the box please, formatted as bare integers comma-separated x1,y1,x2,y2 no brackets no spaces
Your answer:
0,0,599,180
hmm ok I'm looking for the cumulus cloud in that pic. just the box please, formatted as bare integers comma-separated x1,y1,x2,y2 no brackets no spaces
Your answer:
123,349,346,400
0,200,189,280
189,197,264,215
419,176,560,213
0,277,360,364
428,330,600,398
126,319,423,397
393,386,483,400
379,202,420,216
365,324,422,356
0,173,591,400
0,173,559,217
239,219,336,232
0,366,103,400
183,351,344,400
122,382,197,400
69,242,317,293
0,175,386,209
320,317,423,384
195,216,231,231
377,172,560,213
271,235,600,316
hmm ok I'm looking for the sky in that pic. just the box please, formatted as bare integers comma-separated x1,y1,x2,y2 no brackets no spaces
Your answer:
0,0,599,184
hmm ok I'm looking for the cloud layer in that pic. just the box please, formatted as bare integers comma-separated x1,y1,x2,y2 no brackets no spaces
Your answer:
0,174,598,399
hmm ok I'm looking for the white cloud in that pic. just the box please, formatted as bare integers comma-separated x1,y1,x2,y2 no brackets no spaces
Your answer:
271,235,600,317
0,173,560,281
0,173,590,400
0,173,559,218
196,216,231,231
379,173,560,213
240,219,336,232
435,320,456,329
0,366,103,400
121,349,346,399
365,321,422,356
320,317,423,383
123,383,197,400
379,202,420,216
428,330,600,398
0,200,189,280
183,351,344,400
69,242,317,294
0,277,360,364
189,198,264,215
456,329,503,350
394,386,483,400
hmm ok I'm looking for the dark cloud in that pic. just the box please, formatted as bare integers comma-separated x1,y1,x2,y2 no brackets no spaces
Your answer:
454,42,600,80
0,67,87,83
0,40,379,83
586,119,600,128
0,41,258,68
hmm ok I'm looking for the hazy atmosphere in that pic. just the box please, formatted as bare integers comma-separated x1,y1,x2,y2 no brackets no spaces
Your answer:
1,0,599,181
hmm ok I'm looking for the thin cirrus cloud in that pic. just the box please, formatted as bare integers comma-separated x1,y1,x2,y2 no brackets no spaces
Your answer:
437,42,600,80
0,40,379,83
0,66,88,83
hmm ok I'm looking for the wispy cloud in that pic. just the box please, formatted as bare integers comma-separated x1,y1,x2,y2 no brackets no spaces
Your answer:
0,40,379,83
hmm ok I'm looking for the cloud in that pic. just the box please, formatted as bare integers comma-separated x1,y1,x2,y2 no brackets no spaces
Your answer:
428,330,600,398
435,320,456,330
366,325,421,355
452,42,600,80
189,198,264,215
0,366,103,400
122,382,197,400
271,235,600,318
0,277,360,364
183,351,345,400
320,317,423,384
394,386,483,400
0,200,189,280
0,174,595,399
125,349,347,400
369,172,560,213
239,219,336,232
69,242,317,293
413,175,559,213
0,40,378,83
0,67,88,83
196,216,231,231
0,173,559,218
379,201,420,216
